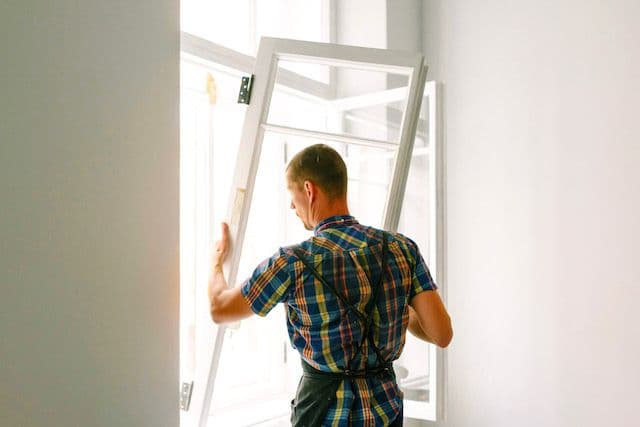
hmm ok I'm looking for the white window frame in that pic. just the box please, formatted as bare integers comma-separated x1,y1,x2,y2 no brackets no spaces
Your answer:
198,36,427,426
180,33,446,426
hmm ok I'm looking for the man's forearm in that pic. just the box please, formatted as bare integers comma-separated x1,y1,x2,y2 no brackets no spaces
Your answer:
407,306,436,344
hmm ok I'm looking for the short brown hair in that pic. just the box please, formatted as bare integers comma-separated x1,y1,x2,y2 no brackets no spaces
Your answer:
286,144,348,200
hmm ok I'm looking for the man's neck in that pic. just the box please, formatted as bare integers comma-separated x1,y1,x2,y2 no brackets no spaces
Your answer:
311,199,350,229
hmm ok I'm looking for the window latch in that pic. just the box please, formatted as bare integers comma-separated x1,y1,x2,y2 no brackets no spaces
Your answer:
237,75,254,104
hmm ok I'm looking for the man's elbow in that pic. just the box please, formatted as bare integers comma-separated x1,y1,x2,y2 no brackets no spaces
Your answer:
435,327,453,348
210,297,225,324
210,310,222,324
432,316,453,348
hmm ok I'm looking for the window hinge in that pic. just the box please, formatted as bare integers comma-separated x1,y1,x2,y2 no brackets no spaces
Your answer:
180,381,194,411
237,75,254,104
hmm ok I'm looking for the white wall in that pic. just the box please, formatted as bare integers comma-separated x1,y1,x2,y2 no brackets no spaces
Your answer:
336,0,387,48
0,2,179,426
415,1,640,426
386,0,423,54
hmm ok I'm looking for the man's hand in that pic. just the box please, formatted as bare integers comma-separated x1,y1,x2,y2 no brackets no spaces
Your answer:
212,222,230,271
208,222,253,324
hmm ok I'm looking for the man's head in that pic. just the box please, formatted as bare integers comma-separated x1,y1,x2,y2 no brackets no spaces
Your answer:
285,144,349,230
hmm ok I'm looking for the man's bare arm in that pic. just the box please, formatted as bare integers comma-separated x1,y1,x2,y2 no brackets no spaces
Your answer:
407,305,436,343
408,290,453,348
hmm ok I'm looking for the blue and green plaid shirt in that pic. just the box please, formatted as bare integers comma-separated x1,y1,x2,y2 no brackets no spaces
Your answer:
240,215,436,426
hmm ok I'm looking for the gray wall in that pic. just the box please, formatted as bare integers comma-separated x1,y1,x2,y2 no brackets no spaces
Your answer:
0,1,179,426
418,0,640,426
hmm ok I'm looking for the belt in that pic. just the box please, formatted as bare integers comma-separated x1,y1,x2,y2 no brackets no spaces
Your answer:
301,358,395,381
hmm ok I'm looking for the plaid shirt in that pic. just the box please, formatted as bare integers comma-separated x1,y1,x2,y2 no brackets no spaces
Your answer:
240,215,436,426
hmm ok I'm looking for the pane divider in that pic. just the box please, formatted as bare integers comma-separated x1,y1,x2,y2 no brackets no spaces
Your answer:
261,123,399,149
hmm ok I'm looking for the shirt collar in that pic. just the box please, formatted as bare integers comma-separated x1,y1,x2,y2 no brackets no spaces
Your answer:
313,215,358,235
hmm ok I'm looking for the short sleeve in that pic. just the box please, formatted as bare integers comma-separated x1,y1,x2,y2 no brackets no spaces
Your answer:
240,249,292,317
408,240,437,301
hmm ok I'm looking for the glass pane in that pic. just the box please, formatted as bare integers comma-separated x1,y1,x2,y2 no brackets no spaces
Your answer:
345,144,395,228
342,103,404,143
267,88,329,136
267,59,411,143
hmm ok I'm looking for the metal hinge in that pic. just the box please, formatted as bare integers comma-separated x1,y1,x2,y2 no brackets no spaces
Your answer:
237,75,254,104
180,381,194,411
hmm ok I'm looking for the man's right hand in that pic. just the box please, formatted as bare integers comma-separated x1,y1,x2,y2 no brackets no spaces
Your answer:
213,222,230,269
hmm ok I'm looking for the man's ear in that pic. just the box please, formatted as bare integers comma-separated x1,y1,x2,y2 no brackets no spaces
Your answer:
304,180,315,201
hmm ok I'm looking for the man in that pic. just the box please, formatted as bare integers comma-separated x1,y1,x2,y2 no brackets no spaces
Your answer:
209,144,452,426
